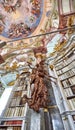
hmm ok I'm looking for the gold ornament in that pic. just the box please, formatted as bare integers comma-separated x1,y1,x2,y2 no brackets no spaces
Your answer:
49,64,54,70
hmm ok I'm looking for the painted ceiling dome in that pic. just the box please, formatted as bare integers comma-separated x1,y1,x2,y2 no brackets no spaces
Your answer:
0,0,43,40
0,0,75,72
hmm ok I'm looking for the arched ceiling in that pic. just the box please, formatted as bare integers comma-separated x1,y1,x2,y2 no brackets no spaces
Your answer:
0,0,44,39
0,0,58,59
0,0,57,40
0,0,75,85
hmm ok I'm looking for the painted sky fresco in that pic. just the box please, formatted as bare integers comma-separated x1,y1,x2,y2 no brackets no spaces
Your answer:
0,0,43,40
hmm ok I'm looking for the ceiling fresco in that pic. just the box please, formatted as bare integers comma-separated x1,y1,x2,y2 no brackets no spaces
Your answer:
0,0,75,86
0,0,43,39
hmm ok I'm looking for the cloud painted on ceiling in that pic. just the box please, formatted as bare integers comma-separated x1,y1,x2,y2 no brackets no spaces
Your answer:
0,0,43,40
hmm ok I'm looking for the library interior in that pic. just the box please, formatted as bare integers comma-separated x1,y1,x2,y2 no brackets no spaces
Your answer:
0,0,75,130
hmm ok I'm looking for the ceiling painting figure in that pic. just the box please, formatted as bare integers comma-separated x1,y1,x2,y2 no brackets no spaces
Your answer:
0,0,43,39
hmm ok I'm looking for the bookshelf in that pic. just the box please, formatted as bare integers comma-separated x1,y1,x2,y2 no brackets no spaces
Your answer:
0,126,21,130
0,75,30,130
52,37,75,125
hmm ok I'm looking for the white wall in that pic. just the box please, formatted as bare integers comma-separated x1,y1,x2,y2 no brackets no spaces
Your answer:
0,87,13,116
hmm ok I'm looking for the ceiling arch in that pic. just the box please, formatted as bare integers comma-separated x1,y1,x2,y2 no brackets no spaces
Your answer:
0,0,44,39
0,0,75,75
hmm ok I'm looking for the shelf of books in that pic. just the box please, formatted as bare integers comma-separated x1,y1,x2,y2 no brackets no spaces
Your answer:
0,75,30,130
53,39,75,124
